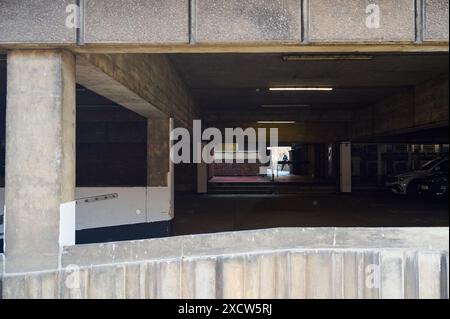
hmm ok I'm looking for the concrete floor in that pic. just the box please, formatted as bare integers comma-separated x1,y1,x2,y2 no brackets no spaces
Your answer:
173,192,449,235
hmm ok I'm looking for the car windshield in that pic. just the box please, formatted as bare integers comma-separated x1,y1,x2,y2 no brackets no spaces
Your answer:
418,159,442,170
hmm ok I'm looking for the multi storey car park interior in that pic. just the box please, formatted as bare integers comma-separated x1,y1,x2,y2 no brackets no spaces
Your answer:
0,0,448,299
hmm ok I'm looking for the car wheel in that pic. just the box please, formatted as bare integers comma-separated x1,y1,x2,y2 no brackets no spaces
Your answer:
407,180,420,197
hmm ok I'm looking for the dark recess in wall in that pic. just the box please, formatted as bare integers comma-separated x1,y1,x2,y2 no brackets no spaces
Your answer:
76,86,147,186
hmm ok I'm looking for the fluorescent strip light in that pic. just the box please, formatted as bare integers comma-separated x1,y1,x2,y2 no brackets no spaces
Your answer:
261,104,310,108
282,55,374,61
257,121,296,124
269,87,333,91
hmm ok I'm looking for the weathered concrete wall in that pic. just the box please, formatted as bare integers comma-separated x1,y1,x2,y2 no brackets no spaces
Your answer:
414,75,449,127
77,54,198,128
351,76,449,141
0,0,448,47
2,228,448,299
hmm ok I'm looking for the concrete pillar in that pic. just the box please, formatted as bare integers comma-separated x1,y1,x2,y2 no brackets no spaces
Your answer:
147,118,170,187
197,143,208,194
146,117,174,222
5,50,76,273
308,144,316,178
339,142,352,193
377,144,386,186
407,144,413,171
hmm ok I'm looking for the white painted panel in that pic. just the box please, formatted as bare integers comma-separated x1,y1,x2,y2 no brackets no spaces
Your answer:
75,187,147,230
1,187,172,231
59,201,76,246
146,187,173,222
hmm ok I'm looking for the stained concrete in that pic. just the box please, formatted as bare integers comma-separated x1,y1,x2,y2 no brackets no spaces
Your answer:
0,0,448,46
194,0,302,43
2,228,448,299
84,0,189,44
5,50,76,273
308,0,415,42
0,0,77,43
424,0,450,41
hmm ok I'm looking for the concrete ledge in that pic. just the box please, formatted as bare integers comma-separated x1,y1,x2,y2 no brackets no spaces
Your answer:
62,228,449,267
2,228,449,299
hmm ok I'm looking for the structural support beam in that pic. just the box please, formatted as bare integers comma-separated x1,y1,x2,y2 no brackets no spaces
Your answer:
5,50,76,273
197,143,208,194
76,54,197,128
146,118,174,223
339,142,352,193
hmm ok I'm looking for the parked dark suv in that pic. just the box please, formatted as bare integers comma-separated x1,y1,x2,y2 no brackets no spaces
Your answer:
386,157,449,196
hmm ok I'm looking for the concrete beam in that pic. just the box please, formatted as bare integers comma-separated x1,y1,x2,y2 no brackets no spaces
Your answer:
1,0,448,46
5,50,76,273
76,55,164,119
76,54,198,128
210,122,349,144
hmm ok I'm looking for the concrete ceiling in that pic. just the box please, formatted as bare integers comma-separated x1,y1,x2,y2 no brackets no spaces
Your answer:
169,53,449,111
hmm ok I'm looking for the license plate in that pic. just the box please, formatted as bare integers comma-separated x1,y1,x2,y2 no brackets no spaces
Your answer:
421,185,429,190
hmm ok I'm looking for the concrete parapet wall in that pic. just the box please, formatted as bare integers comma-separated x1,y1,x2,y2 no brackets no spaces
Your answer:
1,228,448,299
0,0,448,46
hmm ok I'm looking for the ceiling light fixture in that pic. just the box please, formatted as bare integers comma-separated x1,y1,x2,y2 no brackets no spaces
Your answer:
257,121,296,124
282,55,374,61
261,104,311,108
269,87,333,91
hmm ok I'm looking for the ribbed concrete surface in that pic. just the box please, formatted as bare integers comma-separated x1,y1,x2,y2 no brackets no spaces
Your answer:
1,228,449,299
